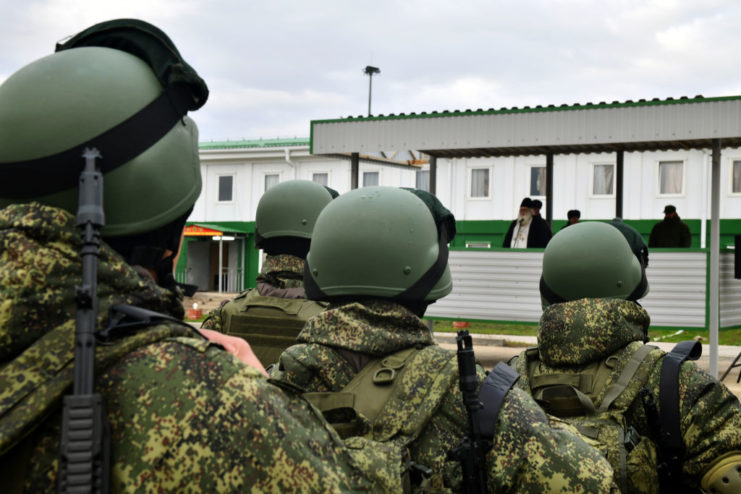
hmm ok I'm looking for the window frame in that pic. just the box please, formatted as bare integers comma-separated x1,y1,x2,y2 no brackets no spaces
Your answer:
263,172,281,192
311,171,330,187
362,170,380,187
730,159,741,196
529,165,547,198
590,162,616,198
217,174,235,203
467,166,492,200
415,167,431,192
657,159,686,197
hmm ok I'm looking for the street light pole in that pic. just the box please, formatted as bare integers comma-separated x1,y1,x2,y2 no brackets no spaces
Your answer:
364,65,380,116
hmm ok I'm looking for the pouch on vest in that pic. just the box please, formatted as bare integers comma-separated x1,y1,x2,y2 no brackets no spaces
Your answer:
221,290,327,365
525,343,659,492
303,347,421,439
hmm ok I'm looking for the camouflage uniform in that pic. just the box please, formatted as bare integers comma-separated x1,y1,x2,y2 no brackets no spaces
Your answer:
201,253,312,331
0,203,403,492
510,298,741,493
272,298,618,493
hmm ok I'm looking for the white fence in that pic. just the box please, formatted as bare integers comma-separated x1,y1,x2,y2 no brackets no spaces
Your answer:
721,252,741,328
427,250,741,329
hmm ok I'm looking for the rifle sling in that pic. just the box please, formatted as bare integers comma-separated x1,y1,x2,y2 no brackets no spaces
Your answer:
476,362,520,440
658,340,702,486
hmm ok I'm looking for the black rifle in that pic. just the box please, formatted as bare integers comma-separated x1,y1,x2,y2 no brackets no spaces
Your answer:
58,148,110,494
448,330,488,494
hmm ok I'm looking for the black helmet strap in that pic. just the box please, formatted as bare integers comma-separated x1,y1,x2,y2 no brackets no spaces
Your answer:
0,18,209,199
0,85,191,198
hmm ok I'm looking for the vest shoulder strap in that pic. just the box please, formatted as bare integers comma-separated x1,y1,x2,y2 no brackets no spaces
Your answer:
598,344,657,412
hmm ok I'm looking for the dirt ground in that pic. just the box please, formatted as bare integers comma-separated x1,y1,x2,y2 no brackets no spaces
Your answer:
183,291,236,316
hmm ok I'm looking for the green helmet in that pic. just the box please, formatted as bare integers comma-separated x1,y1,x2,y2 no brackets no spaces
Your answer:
255,180,333,247
0,43,202,237
540,221,648,307
304,186,453,303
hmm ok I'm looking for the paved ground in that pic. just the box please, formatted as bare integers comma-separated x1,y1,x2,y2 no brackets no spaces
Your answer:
435,332,741,400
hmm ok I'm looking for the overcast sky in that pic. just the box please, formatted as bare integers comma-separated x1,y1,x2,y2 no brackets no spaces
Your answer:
1,0,741,142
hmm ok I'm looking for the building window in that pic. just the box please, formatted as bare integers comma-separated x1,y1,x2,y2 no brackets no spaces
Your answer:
312,173,328,186
264,174,279,191
362,171,379,187
218,175,233,202
530,166,546,196
470,168,490,198
659,161,683,195
593,164,615,195
733,160,741,193
416,169,430,191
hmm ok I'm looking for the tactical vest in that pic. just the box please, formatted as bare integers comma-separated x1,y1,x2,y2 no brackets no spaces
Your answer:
0,306,201,493
513,341,701,494
301,345,457,442
298,344,520,492
220,289,328,366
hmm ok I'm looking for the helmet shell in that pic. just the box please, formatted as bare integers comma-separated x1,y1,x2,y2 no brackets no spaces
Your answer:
0,46,201,237
542,221,647,305
306,186,452,302
255,180,333,245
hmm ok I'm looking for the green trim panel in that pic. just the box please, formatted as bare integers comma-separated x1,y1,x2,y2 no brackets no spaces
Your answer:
449,218,741,251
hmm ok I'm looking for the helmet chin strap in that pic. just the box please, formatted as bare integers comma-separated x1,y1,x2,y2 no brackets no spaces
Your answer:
127,243,196,297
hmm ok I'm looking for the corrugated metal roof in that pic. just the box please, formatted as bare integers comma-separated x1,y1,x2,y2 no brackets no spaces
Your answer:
311,94,741,157
314,94,737,123
199,137,309,150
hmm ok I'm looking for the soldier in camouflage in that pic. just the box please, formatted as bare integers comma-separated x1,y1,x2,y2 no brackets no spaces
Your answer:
202,180,333,365
271,186,618,493
0,20,403,492
510,221,741,493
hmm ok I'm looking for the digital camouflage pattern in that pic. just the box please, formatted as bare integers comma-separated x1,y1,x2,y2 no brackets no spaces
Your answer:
256,253,305,290
201,253,306,331
272,299,619,493
511,297,741,493
0,203,404,493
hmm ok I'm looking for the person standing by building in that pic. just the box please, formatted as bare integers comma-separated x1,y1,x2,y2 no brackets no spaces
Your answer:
503,197,551,248
649,205,692,247
530,199,553,237
560,209,581,230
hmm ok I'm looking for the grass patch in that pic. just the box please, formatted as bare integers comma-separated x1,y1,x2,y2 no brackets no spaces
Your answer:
431,320,538,336
427,320,741,346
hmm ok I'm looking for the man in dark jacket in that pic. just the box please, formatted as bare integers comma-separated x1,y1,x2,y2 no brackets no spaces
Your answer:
649,205,692,247
503,197,551,248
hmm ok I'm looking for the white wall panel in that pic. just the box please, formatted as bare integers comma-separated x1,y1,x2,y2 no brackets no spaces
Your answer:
428,251,709,328
720,252,741,327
